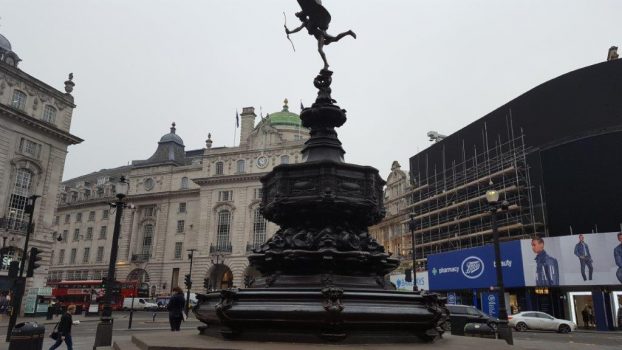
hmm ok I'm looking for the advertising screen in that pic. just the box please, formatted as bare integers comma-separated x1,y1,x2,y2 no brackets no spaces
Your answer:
521,232,622,287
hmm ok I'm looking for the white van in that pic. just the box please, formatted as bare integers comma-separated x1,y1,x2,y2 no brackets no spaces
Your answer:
123,297,158,311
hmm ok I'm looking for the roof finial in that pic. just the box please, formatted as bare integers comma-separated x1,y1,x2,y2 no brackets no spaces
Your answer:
205,133,213,149
283,98,289,111
170,122,176,134
64,73,75,94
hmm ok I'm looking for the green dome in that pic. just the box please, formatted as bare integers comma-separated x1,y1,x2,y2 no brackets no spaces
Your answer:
267,99,301,127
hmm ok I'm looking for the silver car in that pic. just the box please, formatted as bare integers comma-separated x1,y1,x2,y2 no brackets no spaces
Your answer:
508,311,577,333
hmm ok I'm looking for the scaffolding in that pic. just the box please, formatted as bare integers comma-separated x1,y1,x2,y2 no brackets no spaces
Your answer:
401,124,544,263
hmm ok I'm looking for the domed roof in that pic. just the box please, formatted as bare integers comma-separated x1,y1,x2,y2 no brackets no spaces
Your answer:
0,33,12,52
159,122,184,146
266,99,301,127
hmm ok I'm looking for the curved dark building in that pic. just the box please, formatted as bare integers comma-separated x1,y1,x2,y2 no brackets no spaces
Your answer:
409,59,622,257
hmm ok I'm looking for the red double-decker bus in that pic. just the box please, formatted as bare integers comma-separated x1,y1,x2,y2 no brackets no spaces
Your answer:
49,280,144,312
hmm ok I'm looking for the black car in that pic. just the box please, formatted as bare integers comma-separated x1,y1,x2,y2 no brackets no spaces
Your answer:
445,304,499,335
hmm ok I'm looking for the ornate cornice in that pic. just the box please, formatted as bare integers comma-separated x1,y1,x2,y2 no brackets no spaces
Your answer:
57,189,200,210
0,64,75,107
192,173,265,185
0,104,83,145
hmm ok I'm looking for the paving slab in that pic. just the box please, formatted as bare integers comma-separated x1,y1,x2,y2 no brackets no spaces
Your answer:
118,332,514,350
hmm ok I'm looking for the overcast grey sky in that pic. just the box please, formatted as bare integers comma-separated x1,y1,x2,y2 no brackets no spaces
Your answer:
2,0,621,180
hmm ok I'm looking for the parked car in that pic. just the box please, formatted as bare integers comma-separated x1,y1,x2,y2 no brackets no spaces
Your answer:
445,304,499,335
508,311,577,333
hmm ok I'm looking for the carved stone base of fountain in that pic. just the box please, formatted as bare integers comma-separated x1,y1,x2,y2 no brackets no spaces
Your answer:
194,287,447,343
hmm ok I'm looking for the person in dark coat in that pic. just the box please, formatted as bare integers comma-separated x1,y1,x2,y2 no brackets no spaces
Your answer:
49,304,77,350
167,287,185,331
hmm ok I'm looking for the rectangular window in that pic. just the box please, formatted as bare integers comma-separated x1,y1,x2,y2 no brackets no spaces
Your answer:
84,189,91,199
86,227,93,240
70,248,77,264
93,270,101,280
54,216,59,225
255,188,263,199
144,207,155,217
218,190,233,202
76,212,82,222
178,202,186,213
19,138,41,158
177,220,185,233
62,230,68,242
43,105,57,123
236,159,245,173
216,162,224,175
99,226,107,240
73,229,80,241
96,247,104,262
58,249,65,264
97,176,109,186
88,211,95,221
82,247,90,264
11,90,27,110
102,209,109,220
174,242,183,259
64,214,70,224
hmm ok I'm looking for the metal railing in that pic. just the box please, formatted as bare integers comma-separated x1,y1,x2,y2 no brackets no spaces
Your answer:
210,243,232,254
0,217,28,233
131,253,150,263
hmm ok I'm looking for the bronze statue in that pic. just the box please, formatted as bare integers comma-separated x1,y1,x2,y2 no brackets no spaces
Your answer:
285,0,356,70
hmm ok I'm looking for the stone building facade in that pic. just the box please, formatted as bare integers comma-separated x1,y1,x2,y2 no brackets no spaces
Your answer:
368,161,416,270
48,100,309,296
0,32,82,290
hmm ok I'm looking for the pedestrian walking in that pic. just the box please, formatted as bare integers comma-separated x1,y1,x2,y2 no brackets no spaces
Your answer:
167,287,185,331
49,304,79,350
581,305,590,328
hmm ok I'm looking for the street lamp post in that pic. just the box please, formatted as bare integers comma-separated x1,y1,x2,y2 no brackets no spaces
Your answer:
93,176,129,349
185,249,196,314
5,195,39,342
408,214,418,291
485,189,513,345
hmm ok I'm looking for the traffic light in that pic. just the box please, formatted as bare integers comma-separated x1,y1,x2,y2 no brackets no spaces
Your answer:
26,247,42,277
405,268,412,282
203,277,210,291
184,274,192,289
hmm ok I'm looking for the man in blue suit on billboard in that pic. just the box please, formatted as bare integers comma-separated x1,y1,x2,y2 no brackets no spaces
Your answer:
532,237,559,286
574,234,593,281
615,232,622,283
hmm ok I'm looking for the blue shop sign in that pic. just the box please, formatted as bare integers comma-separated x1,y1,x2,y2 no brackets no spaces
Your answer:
428,240,525,291
481,292,499,318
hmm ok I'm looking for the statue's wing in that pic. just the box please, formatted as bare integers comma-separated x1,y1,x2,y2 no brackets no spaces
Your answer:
297,0,331,30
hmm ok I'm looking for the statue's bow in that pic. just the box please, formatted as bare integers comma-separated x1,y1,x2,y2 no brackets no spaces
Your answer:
283,12,296,52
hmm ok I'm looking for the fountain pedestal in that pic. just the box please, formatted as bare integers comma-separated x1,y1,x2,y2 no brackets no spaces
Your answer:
194,70,447,342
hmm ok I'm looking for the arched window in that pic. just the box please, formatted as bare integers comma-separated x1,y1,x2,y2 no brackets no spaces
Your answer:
236,159,245,173
252,207,267,248
280,155,289,164
11,90,27,110
141,224,154,257
8,168,33,227
43,105,57,124
216,210,231,250
216,162,224,175
180,177,189,189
